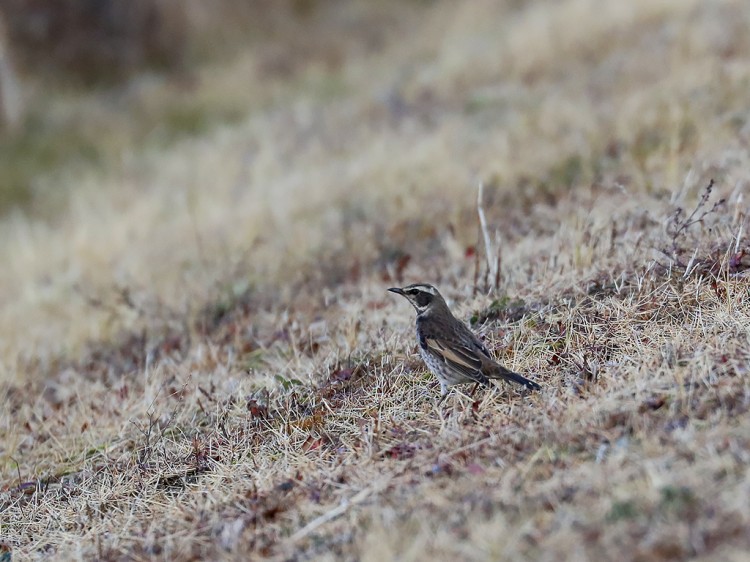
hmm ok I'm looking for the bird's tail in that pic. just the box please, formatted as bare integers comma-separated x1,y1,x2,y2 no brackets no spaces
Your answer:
488,365,541,391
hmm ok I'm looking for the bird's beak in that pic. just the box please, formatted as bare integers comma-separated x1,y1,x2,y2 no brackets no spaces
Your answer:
387,287,405,296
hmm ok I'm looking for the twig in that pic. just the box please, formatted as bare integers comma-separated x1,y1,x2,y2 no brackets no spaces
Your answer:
477,182,497,291
9,456,26,518
290,485,375,541
668,179,724,253
494,254,501,291
494,231,502,292
472,231,480,296
734,220,744,254
682,247,700,279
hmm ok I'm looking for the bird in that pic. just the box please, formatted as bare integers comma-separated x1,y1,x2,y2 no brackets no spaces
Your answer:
388,283,541,401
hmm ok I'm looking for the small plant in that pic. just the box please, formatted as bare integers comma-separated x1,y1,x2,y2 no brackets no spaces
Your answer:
606,500,639,522
654,179,750,279
659,485,697,517
470,295,528,326
663,179,725,269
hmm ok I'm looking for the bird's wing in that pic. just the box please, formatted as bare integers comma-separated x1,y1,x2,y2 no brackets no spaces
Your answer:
449,318,493,358
424,337,485,381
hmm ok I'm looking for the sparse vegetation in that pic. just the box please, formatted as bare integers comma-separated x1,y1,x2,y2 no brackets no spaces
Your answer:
2,1,750,560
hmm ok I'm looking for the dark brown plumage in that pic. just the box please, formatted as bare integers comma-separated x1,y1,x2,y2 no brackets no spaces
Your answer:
388,283,541,400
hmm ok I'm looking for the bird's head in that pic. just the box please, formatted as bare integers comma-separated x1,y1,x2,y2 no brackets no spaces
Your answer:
387,283,447,315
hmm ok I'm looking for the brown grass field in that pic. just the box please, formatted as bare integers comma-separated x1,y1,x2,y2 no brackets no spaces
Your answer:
2,0,750,559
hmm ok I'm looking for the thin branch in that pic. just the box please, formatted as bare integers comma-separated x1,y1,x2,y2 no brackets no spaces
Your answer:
290,485,376,542
477,182,497,291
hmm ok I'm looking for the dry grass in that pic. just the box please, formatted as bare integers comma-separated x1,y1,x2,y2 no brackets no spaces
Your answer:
2,0,750,559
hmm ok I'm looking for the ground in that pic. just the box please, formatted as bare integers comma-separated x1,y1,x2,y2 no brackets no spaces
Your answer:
2,0,750,560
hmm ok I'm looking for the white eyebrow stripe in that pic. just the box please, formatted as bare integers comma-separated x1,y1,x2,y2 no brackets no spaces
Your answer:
407,284,437,294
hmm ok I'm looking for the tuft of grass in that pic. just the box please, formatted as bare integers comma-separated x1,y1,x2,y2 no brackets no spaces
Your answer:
471,295,529,326
547,154,586,190
659,486,698,518
607,500,640,522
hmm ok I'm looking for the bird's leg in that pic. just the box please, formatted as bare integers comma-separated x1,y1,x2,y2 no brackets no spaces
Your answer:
438,382,450,405
469,382,480,397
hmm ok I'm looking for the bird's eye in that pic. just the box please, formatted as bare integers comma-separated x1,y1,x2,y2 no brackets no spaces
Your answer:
407,289,419,296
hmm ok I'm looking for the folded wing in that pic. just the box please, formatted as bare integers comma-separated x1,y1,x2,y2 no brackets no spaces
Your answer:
424,337,486,383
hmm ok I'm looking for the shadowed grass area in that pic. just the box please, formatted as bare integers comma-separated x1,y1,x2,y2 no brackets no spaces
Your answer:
2,0,750,560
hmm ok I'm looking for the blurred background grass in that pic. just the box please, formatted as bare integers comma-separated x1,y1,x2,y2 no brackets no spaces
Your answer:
1,0,749,359
0,0,401,213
